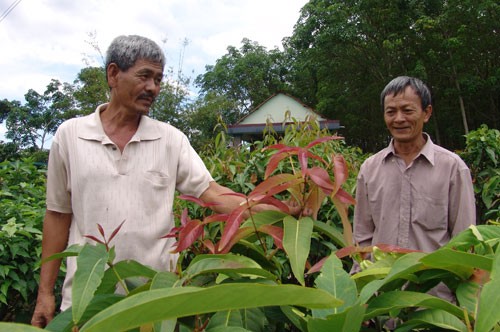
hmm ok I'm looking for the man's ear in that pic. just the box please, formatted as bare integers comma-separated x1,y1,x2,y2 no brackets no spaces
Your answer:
106,63,120,89
423,105,433,123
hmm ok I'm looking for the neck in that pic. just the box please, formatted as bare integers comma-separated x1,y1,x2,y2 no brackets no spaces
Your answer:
393,134,427,165
99,103,141,151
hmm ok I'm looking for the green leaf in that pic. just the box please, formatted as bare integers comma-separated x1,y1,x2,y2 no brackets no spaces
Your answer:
96,260,157,294
365,291,466,320
283,216,313,286
313,254,355,318
308,303,365,332
396,309,468,332
183,253,276,281
313,220,346,247
420,248,491,274
46,294,123,332
475,248,500,332
456,281,480,316
72,244,109,324
357,252,426,304
42,244,83,263
445,225,500,251
80,284,342,332
0,322,45,331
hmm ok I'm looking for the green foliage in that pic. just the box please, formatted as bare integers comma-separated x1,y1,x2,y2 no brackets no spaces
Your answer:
195,38,290,118
4,80,77,150
460,125,500,223
0,159,46,321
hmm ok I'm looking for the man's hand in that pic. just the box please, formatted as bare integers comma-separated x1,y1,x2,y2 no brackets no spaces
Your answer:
31,291,56,327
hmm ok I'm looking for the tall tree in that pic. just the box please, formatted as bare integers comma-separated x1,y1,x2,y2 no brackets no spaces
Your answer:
195,38,290,122
73,67,108,115
4,79,76,150
284,0,499,152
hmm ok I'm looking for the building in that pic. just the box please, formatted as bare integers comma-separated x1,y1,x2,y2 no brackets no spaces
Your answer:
227,92,341,145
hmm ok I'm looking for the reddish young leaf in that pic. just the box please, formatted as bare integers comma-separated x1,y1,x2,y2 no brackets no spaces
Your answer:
218,205,247,251
307,257,327,274
306,167,334,194
251,174,303,198
97,224,105,239
178,194,221,208
83,235,105,245
220,192,247,199
202,213,229,224
171,220,204,253
332,154,348,193
160,226,181,239
262,143,289,151
251,196,291,214
180,208,190,226
333,188,356,205
216,227,254,254
202,239,216,254
304,184,327,220
305,135,343,149
108,220,126,244
264,148,299,179
257,225,284,249
298,149,309,175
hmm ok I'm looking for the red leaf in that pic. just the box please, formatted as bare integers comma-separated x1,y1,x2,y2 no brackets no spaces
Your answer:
180,208,190,226
84,235,105,245
178,194,221,208
333,188,356,205
265,148,299,179
108,220,126,243
375,244,422,254
306,167,334,194
203,213,229,224
257,225,284,249
305,135,343,149
332,154,348,192
202,239,216,254
307,257,327,274
171,220,204,253
217,227,254,254
218,206,246,251
251,174,303,198
97,224,105,238
298,149,309,175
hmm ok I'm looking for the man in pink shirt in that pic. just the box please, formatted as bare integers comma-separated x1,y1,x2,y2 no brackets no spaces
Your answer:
354,76,475,253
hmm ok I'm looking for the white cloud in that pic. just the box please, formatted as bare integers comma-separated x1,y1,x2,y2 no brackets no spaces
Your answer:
0,0,306,103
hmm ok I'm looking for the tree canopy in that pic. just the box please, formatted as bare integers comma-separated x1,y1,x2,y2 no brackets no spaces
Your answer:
1,0,498,154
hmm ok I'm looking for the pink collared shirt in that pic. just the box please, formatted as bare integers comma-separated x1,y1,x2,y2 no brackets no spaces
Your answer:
353,134,475,251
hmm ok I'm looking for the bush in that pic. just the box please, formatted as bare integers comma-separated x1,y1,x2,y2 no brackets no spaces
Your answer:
0,159,46,322
460,125,500,223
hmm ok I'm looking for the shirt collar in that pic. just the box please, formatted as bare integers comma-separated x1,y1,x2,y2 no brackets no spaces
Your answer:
78,103,162,143
382,133,435,166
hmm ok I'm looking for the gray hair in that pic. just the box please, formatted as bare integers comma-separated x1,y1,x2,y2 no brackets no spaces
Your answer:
105,35,165,72
380,76,432,110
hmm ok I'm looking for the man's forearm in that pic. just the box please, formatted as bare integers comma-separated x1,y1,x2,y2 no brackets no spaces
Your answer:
37,210,72,295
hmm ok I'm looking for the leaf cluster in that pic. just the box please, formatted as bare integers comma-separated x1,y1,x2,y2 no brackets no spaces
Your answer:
0,159,48,321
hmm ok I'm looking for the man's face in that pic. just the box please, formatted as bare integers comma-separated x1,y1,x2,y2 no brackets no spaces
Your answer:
383,86,432,145
111,59,163,115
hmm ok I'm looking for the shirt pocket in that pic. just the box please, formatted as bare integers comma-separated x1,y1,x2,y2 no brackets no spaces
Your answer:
412,193,448,231
143,171,170,188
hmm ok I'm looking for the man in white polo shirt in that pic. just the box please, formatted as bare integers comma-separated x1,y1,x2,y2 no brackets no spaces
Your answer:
31,35,289,327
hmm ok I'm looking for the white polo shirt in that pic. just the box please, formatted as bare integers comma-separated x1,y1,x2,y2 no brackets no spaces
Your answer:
46,104,213,309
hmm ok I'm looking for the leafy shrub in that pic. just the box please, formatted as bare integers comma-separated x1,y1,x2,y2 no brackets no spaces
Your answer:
460,125,500,223
0,159,47,321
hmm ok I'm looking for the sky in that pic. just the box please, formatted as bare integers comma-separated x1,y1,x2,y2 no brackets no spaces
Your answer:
0,0,308,140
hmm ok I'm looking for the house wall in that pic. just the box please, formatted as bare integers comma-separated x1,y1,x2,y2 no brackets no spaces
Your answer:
239,94,326,125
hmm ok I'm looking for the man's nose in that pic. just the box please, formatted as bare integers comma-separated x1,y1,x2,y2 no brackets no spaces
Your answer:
394,110,405,122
